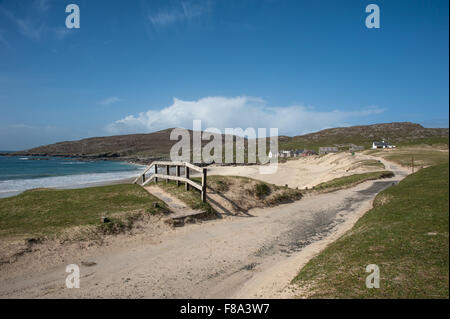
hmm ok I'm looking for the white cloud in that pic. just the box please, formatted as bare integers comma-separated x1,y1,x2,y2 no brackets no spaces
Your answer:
0,29,12,49
98,97,121,106
148,0,211,28
0,1,70,41
15,17,44,40
53,26,70,40
34,0,50,14
106,96,384,136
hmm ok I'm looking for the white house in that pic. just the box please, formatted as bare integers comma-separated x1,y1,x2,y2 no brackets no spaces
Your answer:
279,150,294,157
372,140,396,149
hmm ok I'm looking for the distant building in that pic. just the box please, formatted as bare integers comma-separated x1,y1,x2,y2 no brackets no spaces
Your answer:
279,150,294,157
294,149,304,157
319,147,339,155
372,140,395,149
349,145,365,152
301,150,318,157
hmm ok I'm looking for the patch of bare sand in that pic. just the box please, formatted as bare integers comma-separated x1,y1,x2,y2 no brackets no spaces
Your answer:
0,214,172,282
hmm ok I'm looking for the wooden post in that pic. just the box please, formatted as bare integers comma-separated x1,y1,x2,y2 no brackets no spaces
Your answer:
154,164,158,183
166,165,170,183
412,156,414,174
201,168,207,203
185,166,190,191
142,173,145,184
176,165,181,186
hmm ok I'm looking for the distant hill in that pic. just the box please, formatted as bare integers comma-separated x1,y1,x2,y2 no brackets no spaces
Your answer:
11,129,235,163
10,122,449,162
278,122,449,151
13,128,177,160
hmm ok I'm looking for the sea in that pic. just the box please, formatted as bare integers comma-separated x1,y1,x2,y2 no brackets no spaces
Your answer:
0,154,147,198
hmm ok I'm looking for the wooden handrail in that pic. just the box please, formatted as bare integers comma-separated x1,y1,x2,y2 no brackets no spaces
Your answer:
134,161,207,202
132,162,155,184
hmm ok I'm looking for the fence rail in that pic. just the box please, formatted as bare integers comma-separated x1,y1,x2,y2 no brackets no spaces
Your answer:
133,161,207,202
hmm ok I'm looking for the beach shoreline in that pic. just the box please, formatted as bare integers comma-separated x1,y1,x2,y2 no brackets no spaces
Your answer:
0,177,137,199
0,155,146,199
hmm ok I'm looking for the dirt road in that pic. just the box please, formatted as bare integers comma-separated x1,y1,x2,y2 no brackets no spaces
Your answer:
0,159,408,298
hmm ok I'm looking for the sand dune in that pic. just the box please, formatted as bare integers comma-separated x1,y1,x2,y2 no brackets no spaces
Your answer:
208,152,387,189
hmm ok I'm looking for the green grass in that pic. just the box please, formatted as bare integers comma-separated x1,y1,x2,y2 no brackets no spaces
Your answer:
254,182,272,199
396,136,449,148
313,171,394,192
355,159,385,169
0,184,166,239
366,147,449,168
293,162,449,298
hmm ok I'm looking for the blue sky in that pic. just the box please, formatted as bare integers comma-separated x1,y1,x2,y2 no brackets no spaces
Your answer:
0,0,448,150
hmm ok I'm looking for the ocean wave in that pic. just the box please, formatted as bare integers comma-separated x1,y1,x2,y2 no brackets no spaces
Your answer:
60,161,87,165
0,168,146,196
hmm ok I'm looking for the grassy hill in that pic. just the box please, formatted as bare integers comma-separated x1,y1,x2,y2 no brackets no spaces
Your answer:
11,129,235,163
8,122,448,162
12,128,179,161
293,162,449,298
279,122,448,151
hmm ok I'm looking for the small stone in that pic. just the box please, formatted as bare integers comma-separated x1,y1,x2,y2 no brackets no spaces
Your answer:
172,219,184,227
101,217,110,223
25,238,40,245
81,261,97,267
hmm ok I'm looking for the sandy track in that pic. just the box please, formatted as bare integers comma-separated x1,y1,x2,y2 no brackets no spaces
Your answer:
0,158,408,299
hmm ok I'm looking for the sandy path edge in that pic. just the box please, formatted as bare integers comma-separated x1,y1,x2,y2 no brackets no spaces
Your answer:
231,197,374,298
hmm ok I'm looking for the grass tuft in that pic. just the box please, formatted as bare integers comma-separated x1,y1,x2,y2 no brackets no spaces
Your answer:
314,171,394,192
254,183,271,199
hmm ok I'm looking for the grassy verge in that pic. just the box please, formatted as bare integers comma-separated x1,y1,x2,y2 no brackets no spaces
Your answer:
313,171,394,192
365,146,449,168
348,159,385,170
0,184,167,240
293,163,449,298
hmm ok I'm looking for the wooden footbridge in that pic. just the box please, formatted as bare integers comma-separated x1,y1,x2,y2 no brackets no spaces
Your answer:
133,161,208,202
